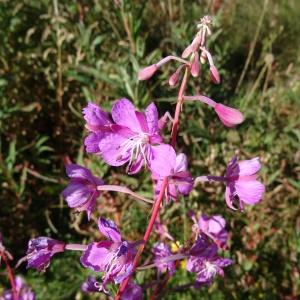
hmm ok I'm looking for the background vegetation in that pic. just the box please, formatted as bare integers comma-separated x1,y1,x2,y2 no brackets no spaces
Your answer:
0,0,299,299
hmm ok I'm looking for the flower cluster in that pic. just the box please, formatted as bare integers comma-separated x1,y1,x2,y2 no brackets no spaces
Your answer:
21,15,265,299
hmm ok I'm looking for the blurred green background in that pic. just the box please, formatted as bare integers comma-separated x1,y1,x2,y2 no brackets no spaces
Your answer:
0,0,299,299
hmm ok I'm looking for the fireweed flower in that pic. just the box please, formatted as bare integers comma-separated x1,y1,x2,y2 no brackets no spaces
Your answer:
187,237,232,285
153,153,194,202
25,237,65,271
196,156,265,210
196,215,228,248
80,218,138,287
0,276,35,300
84,99,176,176
183,95,244,127
152,242,176,275
61,164,103,219
224,156,265,210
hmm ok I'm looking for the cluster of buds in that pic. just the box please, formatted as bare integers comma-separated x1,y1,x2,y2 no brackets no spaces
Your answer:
20,16,265,299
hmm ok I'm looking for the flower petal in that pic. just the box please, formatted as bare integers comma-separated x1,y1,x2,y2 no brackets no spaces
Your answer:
98,218,121,242
83,103,111,131
98,133,129,166
174,153,188,173
235,179,265,205
61,183,91,208
149,144,176,177
66,164,93,180
145,102,159,134
80,241,113,272
112,99,141,132
238,157,261,176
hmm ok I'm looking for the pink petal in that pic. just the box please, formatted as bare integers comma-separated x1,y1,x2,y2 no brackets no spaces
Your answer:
98,218,121,242
145,102,159,133
235,179,265,205
112,99,141,132
238,157,261,176
66,164,93,180
98,133,129,166
138,64,158,80
80,241,112,272
149,144,176,177
174,153,188,173
214,103,244,127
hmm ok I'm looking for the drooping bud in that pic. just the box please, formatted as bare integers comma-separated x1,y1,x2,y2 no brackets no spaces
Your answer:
168,65,184,87
191,52,200,77
214,103,244,127
210,65,220,84
200,51,206,64
138,64,158,80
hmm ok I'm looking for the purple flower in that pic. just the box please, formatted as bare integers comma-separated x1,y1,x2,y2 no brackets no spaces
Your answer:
81,276,101,293
198,215,228,248
152,242,176,275
187,238,232,285
121,282,142,300
26,237,65,271
153,153,194,202
0,276,35,300
83,99,176,176
80,218,137,287
61,164,104,219
224,156,265,210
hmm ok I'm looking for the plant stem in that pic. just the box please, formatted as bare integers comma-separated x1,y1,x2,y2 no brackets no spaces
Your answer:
115,67,190,300
0,252,17,300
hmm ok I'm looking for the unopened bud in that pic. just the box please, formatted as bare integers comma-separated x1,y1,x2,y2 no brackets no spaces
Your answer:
200,51,206,64
210,65,220,84
191,53,200,77
214,103,244,127
138,64,158,81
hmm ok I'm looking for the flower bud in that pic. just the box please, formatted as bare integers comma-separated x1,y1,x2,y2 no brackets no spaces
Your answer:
200,51,206,64
191,53,200,77
214,103,244,127
169,70,180,87
138,64,158,80
210,65,220,84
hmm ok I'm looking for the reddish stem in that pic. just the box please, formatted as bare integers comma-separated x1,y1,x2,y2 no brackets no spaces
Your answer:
1,252,18,300
115,67,190,299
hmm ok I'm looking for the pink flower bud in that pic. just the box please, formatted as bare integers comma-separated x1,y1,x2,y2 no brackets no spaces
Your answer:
200,51,206,64
191,52,200,77
138,64,158,81
214,103,244,127
169,70,179,87
182,45,193,59
210,65,220,84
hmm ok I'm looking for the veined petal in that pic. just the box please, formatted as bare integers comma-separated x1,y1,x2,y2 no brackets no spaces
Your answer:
149,144,176,177
61,183,91,208
98,218,121,242
112,99,142,132
98,133,129,166
145,102,159,134
83,103,111,130
80,241,113,272
235,179,265,205
238,157,261,176
174,153,188,173
84,132,103,154
66,164,94,180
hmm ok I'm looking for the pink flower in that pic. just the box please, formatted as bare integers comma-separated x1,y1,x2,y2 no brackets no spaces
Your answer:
61,164,104,219
224,156,265,210
80,218,138,287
